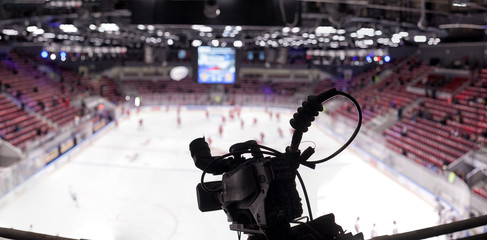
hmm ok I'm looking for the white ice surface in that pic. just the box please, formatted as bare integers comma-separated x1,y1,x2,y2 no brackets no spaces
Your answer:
0,106,440,240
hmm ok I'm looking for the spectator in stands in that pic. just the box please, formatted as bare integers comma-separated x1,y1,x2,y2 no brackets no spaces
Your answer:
52,95,59,107
401,126,408,137
451,128,460,137
33,87,38,93
74,115,80,126
401,148,407,156
14,124,20,132
454,110,463,124
15,90,22,98
412,109,422,121
37,100,45,111
468,134,478,143
439,114,451,125
397,107,403,120
424,109,432,120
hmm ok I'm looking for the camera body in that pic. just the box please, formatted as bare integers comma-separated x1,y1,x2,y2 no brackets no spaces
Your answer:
192,138,303,236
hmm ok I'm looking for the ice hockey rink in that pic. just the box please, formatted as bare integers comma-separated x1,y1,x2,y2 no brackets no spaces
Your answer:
0,106,442,240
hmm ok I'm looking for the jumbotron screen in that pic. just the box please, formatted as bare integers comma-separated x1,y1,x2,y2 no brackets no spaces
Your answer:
197,46,236,84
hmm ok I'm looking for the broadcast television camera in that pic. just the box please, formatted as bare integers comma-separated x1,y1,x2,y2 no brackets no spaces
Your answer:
189,88,364,240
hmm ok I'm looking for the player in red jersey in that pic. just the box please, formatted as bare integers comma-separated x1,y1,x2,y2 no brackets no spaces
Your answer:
218,124,223,137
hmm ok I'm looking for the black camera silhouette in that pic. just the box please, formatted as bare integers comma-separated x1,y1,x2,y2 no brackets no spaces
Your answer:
190,88,364,240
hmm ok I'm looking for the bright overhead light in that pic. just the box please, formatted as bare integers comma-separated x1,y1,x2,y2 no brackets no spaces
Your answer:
167,39,174,45
43,33,55,38
33,28,44,35
414,35,427,43
452,2,467,7
26,26,37,32
192,25,212,32
137,24,145,30
291,27,300,33
391,35,401,44
315,26,336,35
99,23,119,32
233,40,243,48
357,28,375,37
398,31,409,37
363,39,374,45
2,29,18,36
192,39,202,47
59,24,78,33
211,39,219,47
89,24,97,30
41,51,48,58
282,27,290,33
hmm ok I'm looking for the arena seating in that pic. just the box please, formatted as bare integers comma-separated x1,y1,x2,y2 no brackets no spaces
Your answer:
334,55,431,123
224,77,309,96
382,74,486,193
124,77,212,94
3,51,80,127
330,56,487,199
413,75,469,94
0,94,49,148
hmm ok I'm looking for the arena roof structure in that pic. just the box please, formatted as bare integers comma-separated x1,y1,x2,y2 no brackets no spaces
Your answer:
0,0,485,53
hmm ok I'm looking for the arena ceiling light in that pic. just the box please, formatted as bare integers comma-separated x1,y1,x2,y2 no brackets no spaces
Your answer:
26,26,38,32
192,39,202,47
233,40,243,48
33,28,44,36
315,26,337,35
59,24,78,33
428,38,441,45
99,23,120,32
356,27,375,37
43,32,55,39
414,35,427,43
2,29,18,36
192,25,212,33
